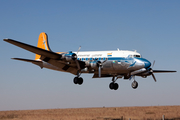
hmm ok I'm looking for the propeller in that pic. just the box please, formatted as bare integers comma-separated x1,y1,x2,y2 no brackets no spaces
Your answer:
150,60,157,82
75,46,81,71
97,59,107,77
152,60,155,68
98,64,101,77
152,73,157,82
75,58,81,70
77,46,81,54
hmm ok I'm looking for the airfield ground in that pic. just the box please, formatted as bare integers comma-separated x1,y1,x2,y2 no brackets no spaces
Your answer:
0,106,180,120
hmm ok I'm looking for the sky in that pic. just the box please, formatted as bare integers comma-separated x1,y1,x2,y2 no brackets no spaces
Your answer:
0,0,180,111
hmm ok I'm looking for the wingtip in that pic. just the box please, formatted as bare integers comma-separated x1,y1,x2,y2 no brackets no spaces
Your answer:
3,38,9,41
3,38,14,42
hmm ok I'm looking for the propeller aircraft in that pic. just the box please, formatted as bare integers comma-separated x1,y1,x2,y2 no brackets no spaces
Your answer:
4,32,176,90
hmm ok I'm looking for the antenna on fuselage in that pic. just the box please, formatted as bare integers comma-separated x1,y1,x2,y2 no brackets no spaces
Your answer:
132,49,137,52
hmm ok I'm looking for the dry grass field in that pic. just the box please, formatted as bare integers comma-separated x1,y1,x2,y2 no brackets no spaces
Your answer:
0,106,180,120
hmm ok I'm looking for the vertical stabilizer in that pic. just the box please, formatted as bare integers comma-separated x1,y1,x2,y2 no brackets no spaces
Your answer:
35,32,52,60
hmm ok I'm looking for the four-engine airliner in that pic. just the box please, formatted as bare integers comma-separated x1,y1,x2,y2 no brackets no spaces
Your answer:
4,32,176,90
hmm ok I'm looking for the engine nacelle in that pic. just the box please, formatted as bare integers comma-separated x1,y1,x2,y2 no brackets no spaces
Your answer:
140,71,152,76
130,68,147,76
62,51,77,61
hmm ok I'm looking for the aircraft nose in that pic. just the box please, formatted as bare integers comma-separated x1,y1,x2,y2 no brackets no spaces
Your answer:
136,58,151,68
144,59,151,68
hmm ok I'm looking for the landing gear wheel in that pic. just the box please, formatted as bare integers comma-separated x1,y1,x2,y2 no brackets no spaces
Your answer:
73,77,83,85
78,77,83,85
73,77,79,84
131,81,138,89
114,83,119,90
109,82,119,90
109,82,114,90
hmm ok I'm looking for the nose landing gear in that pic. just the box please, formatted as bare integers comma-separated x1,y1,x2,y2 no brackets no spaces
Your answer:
131,80,138,89
130,76,138,89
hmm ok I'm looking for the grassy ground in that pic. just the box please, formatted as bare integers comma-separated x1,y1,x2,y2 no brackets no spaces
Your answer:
0,106,180,120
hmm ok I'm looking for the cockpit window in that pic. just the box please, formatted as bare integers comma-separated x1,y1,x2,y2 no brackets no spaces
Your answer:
134,55,141,58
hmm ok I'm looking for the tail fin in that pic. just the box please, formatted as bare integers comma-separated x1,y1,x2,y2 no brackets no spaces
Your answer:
35,32,52,60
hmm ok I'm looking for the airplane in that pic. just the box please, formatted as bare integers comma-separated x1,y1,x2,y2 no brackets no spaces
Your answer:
4,32,176,90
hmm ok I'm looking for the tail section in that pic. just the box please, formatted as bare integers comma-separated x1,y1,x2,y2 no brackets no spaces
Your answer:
35,32,52,60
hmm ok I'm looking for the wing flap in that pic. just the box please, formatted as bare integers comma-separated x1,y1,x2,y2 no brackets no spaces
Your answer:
47,59,77,75
4,39,61,60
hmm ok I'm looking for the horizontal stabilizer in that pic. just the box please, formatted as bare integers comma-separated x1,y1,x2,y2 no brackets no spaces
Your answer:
12,58,43,68
153,70,177,73
4,39,62,60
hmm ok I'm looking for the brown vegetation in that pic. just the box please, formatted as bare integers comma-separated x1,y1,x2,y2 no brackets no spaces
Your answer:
0,106,180,120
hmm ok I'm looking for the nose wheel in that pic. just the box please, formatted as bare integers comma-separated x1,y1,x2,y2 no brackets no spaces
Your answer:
131,80,138,89
130,76,138,89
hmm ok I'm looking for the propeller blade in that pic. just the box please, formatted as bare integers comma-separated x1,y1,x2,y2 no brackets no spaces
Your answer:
152,73,157,82
150,61,156,82
152,60,155,68
98,66,101,77
77,46,81,54
75,59,81,70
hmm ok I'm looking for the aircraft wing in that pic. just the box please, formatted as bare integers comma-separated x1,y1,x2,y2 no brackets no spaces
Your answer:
4,39,62,59
4,39,85,75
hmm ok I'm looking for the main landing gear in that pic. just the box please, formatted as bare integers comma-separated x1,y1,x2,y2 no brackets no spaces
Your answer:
109,82,119,90
73,77,83,85
73,71,83,85
109,77,119,90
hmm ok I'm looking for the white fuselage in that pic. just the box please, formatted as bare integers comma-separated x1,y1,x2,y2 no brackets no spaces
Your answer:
76,50,141,60
42,50,144,76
